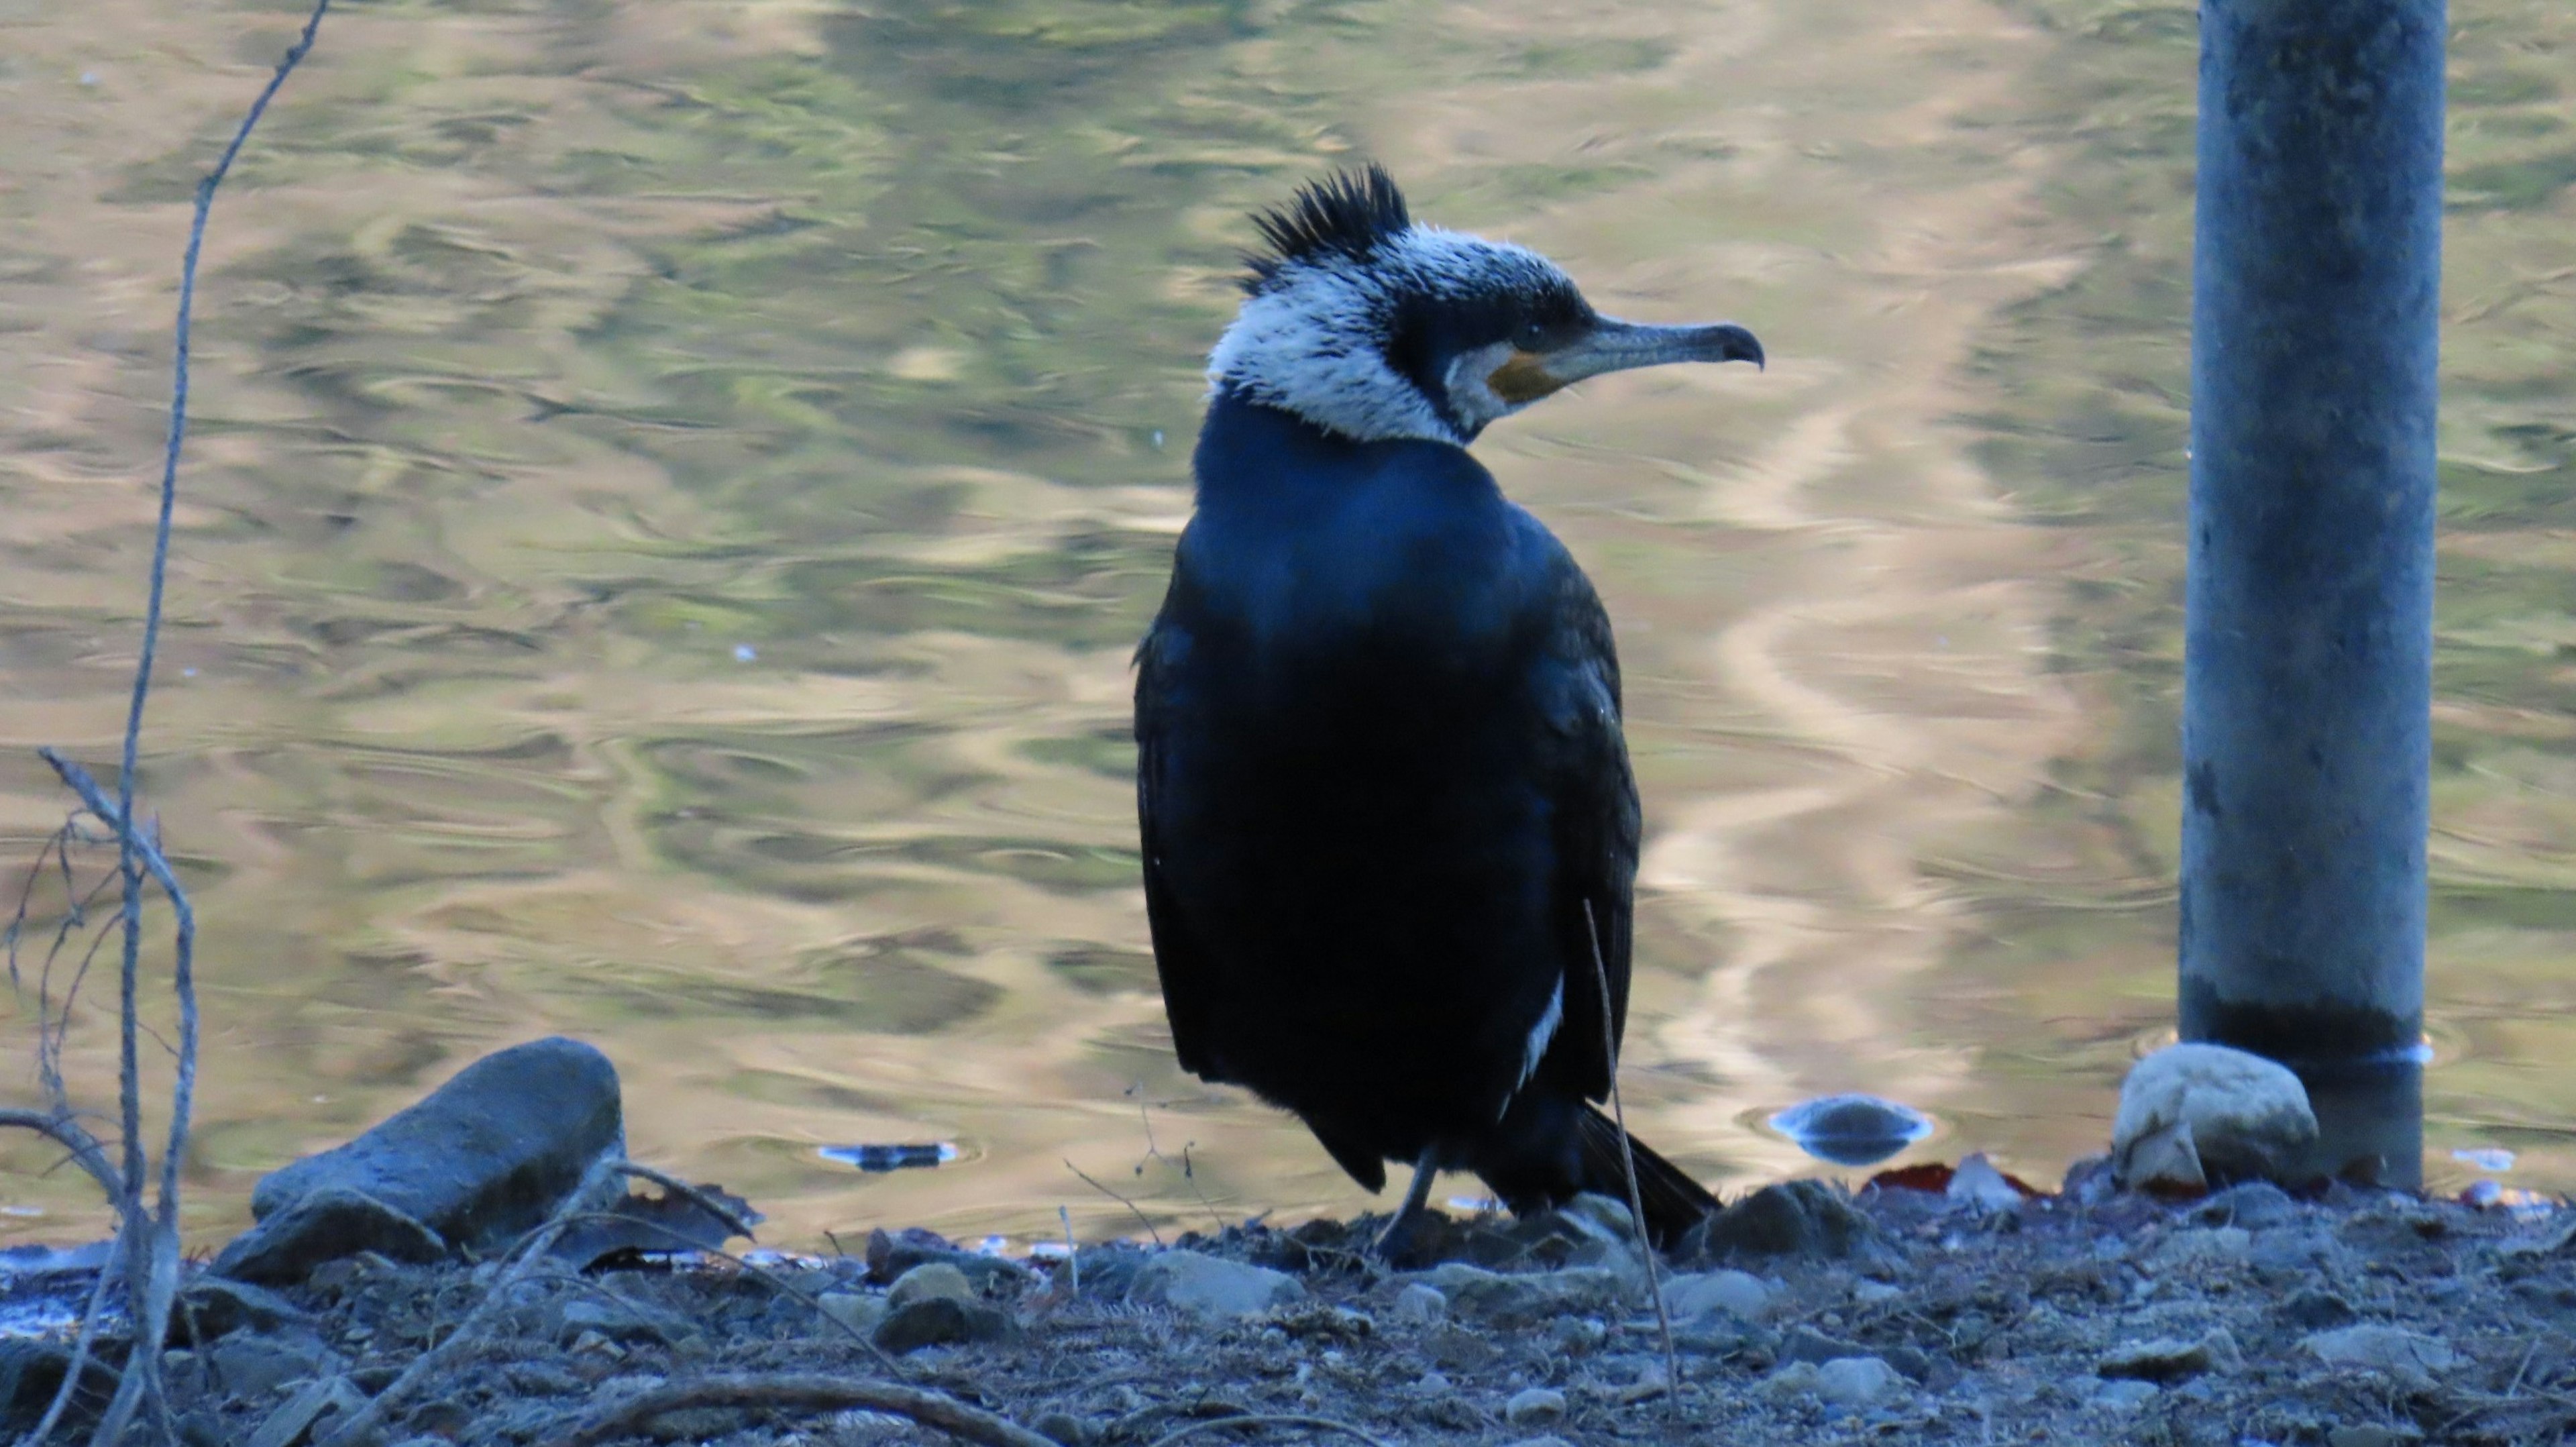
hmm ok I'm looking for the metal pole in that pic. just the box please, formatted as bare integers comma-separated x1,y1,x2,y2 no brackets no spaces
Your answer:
2180,0,2443,1188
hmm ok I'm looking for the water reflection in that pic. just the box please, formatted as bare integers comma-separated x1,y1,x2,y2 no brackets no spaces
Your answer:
2,0,2573,1250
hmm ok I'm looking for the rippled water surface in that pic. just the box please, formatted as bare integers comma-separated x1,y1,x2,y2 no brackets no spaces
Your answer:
3,0,2573,1249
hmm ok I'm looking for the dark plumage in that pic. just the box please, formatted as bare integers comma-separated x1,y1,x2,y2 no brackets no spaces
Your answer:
1135,168,1763,1250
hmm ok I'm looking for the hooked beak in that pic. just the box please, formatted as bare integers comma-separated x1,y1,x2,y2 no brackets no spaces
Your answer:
1486,317,1765,406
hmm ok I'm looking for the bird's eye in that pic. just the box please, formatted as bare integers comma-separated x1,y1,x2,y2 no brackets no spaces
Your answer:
1515,318,1549,351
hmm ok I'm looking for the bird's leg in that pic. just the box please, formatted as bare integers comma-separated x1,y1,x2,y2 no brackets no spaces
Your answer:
1371,1148,1442,1262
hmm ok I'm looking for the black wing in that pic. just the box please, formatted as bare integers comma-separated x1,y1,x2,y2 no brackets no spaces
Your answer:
1134,572,1224,1082
1537,560,1642,1104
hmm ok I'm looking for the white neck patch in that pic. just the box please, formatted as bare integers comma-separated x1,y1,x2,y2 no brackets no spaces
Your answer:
1207,227,1568,446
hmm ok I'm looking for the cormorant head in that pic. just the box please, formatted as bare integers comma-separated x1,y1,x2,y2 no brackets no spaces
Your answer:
1208,165,1764,447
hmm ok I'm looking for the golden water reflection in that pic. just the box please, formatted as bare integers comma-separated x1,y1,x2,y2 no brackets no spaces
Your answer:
3,0,2573,1250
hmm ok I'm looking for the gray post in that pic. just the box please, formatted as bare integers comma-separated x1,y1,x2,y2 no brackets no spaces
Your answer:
2180,0,2443,1188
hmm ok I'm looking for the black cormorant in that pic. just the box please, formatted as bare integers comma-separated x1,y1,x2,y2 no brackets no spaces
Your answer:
1134,166,1763,1253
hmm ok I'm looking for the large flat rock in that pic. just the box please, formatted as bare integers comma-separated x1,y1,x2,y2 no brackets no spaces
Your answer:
224,1037,623,1281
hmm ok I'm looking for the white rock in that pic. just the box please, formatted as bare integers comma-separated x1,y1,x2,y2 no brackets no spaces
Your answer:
1129,1250,1307,1319
1664,1270,1775,1323
1813,1356,1900,1407
2112,1043,2318,1190
1947,1153,2025,1212
2148,1226,2252,1269
1391,1283,1447,1325
1503,1387,1567,1426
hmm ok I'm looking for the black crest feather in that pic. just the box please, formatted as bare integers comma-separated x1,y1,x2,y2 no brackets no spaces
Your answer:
1242,164,1411,293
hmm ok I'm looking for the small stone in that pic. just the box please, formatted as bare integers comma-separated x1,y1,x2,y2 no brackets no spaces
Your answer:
1415,1370,1453,1395
2098,1330,2241,1383
1947,1153,2025,1212
817,1291,888,1337
2092,1378,2161,1409
1032,1409,1091,1445
2328,1426,2426,1447
1503,1387,1567,1426
1128,1250,1306,1319
566,1330,621,1358
2192,1180,2300,1228
1664,1269,1774,1322
1813,1356,1899,1407
2303,1326,2457,1387
1682,1180,1878,1263
1418,1263,1622,1326
1762,1360,1821,1401
1391,1283,1447,1325
170,1278,313,1344
2112,1042,2318,1191
1549,1317,1608,1354
208,1336,338,1399
871,1296,1016,1353
1555,1193,1636,1242
888,1262,976,1309
2149,1226,2251,1268
2279,1287,2358,1330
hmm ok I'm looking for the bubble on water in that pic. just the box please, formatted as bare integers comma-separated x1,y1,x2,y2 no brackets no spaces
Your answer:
2452,1146,2516,1173
1768,1093,1935,1167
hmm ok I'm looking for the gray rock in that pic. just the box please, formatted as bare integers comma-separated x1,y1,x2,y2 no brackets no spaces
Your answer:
2303,1326,2457,1387
816,1291,888,1338
248,1037,624,1261
551,1296,686,1348
1129,1250,1306,1319
1682,1181,1877,1263
1780,1327,1929,1382
1665,1269,1773,1322
888,1261,977,1309
208,1335,340,1399
1813,1356,1900,1407
1416,1263,1623,1326
2147,1226,2251,1268
210,1189,447,1287
2098,1330,2241,1383
1503,1387,1567,1427
170,1277,313,1344
871,1297,1016,1354
1032,1409,1091,1446
2092,1378,2161,1409
1549,1317,1608,1355
1391,1283,1447,1325
2279,1287,2358,1330
2192,1180,2300,1229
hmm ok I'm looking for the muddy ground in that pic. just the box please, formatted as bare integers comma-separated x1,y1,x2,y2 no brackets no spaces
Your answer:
10,1172,2576,1447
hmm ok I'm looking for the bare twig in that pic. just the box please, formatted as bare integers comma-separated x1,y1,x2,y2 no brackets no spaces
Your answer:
1060,1204,1079,1296
555,1372,1057,1447
1582,897,1679,1417
0,1108,123,1203
1143,1413,1397,1447
1066,1158,1164,1246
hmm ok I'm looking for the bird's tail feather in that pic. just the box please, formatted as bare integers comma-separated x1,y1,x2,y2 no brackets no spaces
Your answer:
1576,1102,1719,1250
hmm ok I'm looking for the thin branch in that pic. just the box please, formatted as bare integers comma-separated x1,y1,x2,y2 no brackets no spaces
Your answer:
0,1109,123,1203
1065,1159,1164,1247
555,1373,1058,1447
1143,1413,1397,1447
1582,897,1678,1417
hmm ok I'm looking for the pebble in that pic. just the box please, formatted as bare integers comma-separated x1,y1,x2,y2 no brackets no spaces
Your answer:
1682,1180,1878,1263
816,1290,888,1337
2092,1378,2161,1409
2149,1226,2251,1268
1391,1283,1447,1325
2302,1325,2457,1387
1129,1250,1307,1320
208,1335,337,1399
1032,1408,1091,1445
1947,1153,2026,1212
2192,1180,2300,1229
1813,1355,1900,1407
1664,1269,1774,1322
888,1262,975,1309
871,1295,1016,1354
1415,1263,1621,1326
2097,1329,2241,1383
1503,1387,1566,1426
1549,1317,1608,1354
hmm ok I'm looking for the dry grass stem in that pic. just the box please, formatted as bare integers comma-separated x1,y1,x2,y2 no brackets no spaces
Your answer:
555,1372,1058,1447
1581,897,1680,1417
